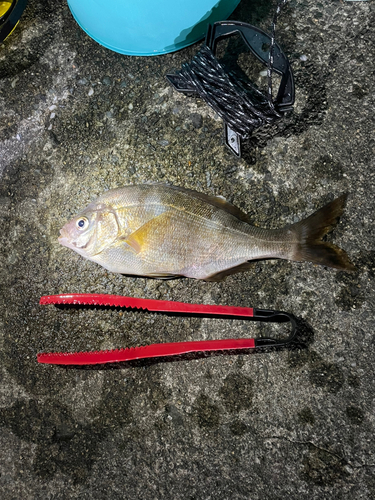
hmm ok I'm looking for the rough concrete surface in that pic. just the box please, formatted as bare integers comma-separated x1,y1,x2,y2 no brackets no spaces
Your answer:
1,0,375,498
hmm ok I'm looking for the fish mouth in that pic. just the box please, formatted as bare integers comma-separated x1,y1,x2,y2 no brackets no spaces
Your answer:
58,235,70,247
58,227,91,251
58,228,75,249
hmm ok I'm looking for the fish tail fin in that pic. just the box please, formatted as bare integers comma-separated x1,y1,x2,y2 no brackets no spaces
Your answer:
291,194,356,271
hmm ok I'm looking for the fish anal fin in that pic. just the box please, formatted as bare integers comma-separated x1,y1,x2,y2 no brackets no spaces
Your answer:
204,262,255,281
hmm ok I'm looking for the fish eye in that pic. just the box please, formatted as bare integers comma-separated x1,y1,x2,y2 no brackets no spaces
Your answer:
76,217,89,230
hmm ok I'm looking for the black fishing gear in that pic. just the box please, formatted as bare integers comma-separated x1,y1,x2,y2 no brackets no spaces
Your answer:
0,0,27,43
166,0,294,157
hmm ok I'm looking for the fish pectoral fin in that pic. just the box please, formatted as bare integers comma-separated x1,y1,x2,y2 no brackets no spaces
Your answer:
123,211,174,254
123,235,142,254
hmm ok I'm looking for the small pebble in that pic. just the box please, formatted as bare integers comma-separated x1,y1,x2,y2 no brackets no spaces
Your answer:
206,171,211,187
190,113,203,129
88,88,94,96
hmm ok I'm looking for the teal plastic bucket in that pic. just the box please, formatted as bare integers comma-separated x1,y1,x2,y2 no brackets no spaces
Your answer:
67,0,241,56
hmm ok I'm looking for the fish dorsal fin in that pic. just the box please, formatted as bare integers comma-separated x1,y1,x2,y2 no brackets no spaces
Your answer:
161,184,252,224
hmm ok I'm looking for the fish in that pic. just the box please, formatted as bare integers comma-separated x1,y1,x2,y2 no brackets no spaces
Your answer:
58,184,355,280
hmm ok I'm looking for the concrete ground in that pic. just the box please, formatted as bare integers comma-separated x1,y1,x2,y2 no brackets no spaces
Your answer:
1,0,374,498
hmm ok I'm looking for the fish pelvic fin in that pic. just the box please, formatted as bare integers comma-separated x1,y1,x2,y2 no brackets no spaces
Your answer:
291,193,356,271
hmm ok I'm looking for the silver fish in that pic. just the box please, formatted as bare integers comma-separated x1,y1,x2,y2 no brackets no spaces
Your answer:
58,184,355,280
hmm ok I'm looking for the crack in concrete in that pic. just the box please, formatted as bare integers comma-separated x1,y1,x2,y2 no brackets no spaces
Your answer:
265,435,375,469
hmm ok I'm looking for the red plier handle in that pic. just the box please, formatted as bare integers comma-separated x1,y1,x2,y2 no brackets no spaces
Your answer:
37,293,302,366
